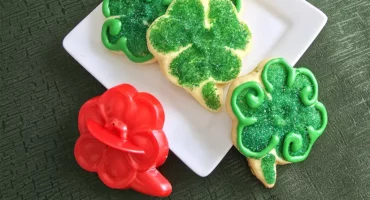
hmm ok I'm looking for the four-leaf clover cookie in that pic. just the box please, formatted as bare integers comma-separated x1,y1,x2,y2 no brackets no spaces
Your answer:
101,0,172,63
226,58,328,188
147,0,252,112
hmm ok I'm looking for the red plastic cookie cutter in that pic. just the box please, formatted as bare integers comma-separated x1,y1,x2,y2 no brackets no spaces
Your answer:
74,84,172,197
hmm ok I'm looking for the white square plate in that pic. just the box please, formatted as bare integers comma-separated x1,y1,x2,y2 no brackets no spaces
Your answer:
63,0,327,177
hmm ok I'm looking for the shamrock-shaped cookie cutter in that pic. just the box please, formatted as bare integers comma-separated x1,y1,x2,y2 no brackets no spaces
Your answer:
74,84,172,196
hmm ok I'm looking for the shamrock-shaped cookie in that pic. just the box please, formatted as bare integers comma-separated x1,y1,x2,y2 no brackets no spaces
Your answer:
101,0,172,63
226,58,328,188
147,0,251,112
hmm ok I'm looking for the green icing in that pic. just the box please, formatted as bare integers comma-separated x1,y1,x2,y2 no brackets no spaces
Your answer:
231,58,328,162
148,0,251,110
101,0,170,63
161,0,172,6
202,82,221,111
231,0,241,12
261,154,276,185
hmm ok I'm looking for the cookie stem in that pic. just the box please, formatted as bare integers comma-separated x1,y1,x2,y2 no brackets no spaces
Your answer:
261,153,276,185
201,81,221,111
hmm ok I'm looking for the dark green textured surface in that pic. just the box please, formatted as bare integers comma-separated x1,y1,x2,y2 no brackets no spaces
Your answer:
0,0,370,199
236,64,322,158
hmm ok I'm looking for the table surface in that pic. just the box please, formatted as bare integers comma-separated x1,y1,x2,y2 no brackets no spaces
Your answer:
1,0,369,199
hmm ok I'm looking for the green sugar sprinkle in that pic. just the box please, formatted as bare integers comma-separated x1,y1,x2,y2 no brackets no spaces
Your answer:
106,16,150,57
202,82,221,110
169,47,241,88
237,64,322,157
149,0,251,87
261,154,276,184
105,0,168,57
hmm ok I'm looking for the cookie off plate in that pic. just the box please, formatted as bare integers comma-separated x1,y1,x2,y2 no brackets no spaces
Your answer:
63,0,327,177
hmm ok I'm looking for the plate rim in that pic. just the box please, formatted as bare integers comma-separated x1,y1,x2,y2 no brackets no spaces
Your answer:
63,0,327,177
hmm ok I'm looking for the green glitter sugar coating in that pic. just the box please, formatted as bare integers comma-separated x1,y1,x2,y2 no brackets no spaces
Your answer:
202,82,221,110
148,0,251,110
101,0,170,62
261,154,276,185
231,58,328,162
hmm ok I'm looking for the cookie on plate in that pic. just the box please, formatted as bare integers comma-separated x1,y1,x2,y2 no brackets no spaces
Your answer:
226,58,328,187
101,0,172,63
147,0,252,112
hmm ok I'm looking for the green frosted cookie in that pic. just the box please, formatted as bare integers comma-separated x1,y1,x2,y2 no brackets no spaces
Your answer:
226,58,328,188
147,0,251,112
101,0,172,63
